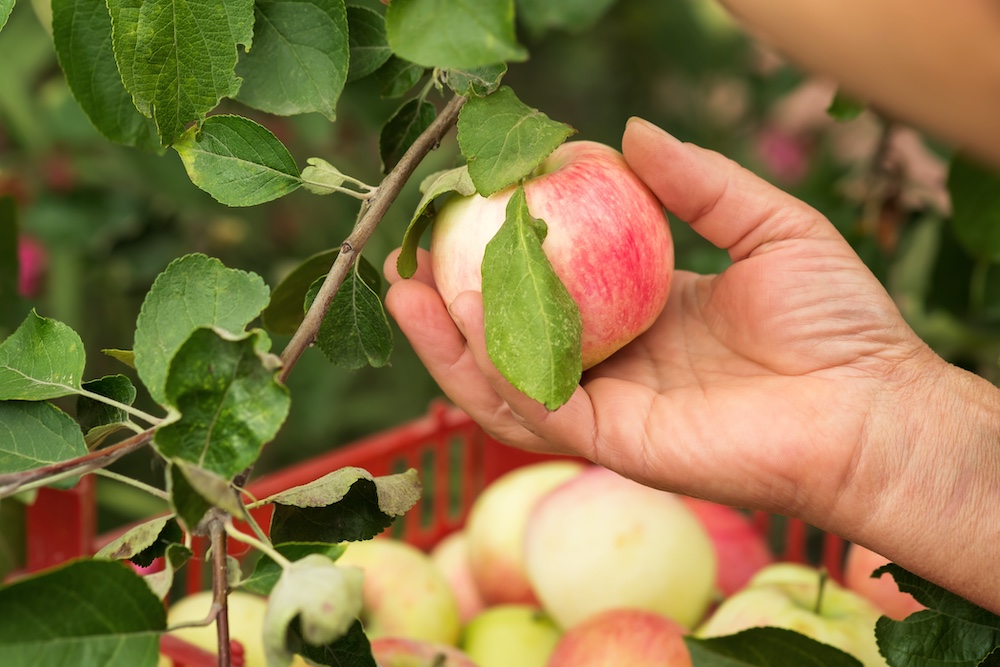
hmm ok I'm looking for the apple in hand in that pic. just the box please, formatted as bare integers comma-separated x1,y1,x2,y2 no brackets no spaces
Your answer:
430,140,674,369
335,538,461,646
547,608,692,667
679,496,774,598
370,637,478,667
461,604,562,667
465,460,585,605
524,465,717,630
843,543,924,620
695,563,889,667
429,529,487,623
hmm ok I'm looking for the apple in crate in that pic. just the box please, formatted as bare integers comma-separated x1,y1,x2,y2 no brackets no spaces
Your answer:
429,529,487,624
524,465,717,630
335,538,461,646
370,637,478,667
695,563,889,667
461,604,562,667
679,496,774,597
465,460,585,605
430,140,674,370
843,543,924,620
547,608,692,667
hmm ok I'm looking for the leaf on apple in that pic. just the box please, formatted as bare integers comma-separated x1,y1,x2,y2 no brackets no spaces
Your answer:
142,542,194,600
457,86,577,196
243,542,348,596
0,401,87,488
347,6,392,83
0,309,86,401
873,563,1000,667
396,165,477,279
482,186,583,410
267,468,422,544
305,257,393,370
385,0,527,70
263,554,364,667
77,374,137,448
444,63,508,97
685,627,863,667
292,618,376,667
375,56,427,99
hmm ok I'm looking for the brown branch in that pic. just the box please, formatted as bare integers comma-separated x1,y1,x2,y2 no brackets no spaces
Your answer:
210,517,232,667
278,94,467,382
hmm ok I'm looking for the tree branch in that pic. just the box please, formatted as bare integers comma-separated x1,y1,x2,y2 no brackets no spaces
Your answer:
278,94,467,382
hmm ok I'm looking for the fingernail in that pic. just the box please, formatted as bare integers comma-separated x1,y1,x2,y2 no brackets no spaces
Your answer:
626,117,681,144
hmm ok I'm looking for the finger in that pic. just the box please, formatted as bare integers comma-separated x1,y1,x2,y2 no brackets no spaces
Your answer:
447,291,602,458
383,247,435,286
622,117,844,261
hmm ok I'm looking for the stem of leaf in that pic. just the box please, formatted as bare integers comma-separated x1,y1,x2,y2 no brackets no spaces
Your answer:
76,386,164,426
224,520,290,569
94,468,169,500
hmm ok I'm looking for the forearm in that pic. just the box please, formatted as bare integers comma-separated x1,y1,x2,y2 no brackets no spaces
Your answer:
832,349,1000,614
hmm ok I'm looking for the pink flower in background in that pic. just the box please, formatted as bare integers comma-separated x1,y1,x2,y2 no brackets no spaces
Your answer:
755,126,810,185
17,236,46,298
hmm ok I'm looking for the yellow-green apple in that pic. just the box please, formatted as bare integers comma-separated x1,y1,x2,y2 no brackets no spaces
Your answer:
429,140,674,370
547,608,692,667
843,543,924,620
524,465,717,630
165,590,309,667
335,538,461,645
461,604,562,667
465,460,585,605
370,637,478,667
679,496,774,598
695,563,889,667
429,529,487,623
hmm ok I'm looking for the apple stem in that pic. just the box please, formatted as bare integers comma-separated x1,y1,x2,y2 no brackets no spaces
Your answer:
815,567,830,615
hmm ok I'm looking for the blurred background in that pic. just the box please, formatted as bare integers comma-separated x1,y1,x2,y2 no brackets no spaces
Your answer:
1,0,997,544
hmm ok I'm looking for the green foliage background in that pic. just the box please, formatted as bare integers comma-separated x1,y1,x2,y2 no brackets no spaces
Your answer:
1,0,997,538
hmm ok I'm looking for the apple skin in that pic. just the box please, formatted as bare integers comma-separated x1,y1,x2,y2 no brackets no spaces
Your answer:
165,591,308,667
843,543,925,620
335,538,461,646
547,608,692,667
428,529,488,624
465,460,585,606
430,140,674,369
370,637,478,667
679,497,775,598
524,465,717,630
461,604,562,667
695,563,889,667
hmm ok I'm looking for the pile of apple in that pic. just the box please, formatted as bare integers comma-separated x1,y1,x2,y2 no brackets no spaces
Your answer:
164,461,922,667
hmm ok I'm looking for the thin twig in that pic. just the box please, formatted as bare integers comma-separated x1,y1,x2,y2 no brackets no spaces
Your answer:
211,517,232,667
278,94,467,382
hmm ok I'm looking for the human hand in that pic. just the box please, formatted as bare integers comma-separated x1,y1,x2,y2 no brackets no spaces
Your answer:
383,118,936,522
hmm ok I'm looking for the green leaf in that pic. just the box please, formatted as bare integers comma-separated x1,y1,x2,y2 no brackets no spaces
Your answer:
686,627,864,667
262,249,339,335
102,348,136,369
444,63,508,97
386,0,527,69
0,401,88,489
173,115,302,207
305,257,393,370
51,0,160,150
171,459,247,519
826,89,867,122
106,0,255,145
457,86,576,196
0,559,166,666
95,516,178,565
236,0,349,120
133,253,271,407
375,56,426,98
300,157,351,195
142,542,193,600
243,542,347,596
347,5,391,82
292,619,376,667
263,554,364,666
380,98,437,172
482,186,582,410
948,154,1000,262
77,374,137,448
166,463,213,533
0,310,85,401
396,165,477,278
514,0,618,35
874,563,1000,667
154,328,290,480
269,468,421,544
0,0,12,32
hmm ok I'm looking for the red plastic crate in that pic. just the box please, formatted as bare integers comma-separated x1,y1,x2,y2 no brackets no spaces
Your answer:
22,402,845,666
